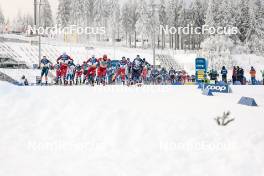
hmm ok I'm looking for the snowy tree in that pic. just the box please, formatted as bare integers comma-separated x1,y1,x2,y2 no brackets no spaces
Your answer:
121,0,139,47
57,0,72,27
148,0,161,49
159,0,167,49
0,5,4,25
237,0,251,43
166,0,184,49
246,0,264,54
40,0,53,28
166,0,176,49
254,0,264,20
136,0,151,48
83,0,96,26
205,0,221,28
92,0,110,40
201,35,234,70
0,5,5,32
11,12,33,33
70,0,84,25
13,11,24,32
94,0,109,26
130,0,140,48
191,0,206,28
121,2,133,46
218,0,235,28
203,0,237,68
108,0,121,42
22,14,34,28
190,0,207,49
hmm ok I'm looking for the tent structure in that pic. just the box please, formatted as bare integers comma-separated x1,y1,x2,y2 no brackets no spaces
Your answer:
238,97,258,107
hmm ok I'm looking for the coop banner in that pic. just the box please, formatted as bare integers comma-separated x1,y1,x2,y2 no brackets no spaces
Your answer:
203,84,230,93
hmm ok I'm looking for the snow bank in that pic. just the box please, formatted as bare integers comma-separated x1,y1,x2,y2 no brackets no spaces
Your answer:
0,85,264,176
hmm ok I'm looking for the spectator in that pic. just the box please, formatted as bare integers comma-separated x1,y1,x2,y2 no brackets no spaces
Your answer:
20,75,29,86
232,66,237,84
208,69,219,83
250,66,256,85
261,70,264,85
237,67,244,85
221,66,228,83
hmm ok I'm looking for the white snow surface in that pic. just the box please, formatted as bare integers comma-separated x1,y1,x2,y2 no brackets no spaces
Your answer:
0,82,264,176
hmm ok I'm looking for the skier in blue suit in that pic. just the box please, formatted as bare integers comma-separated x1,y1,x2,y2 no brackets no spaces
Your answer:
40,56,51,85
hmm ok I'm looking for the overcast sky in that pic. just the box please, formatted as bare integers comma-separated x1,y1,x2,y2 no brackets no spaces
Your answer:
0,0,58,21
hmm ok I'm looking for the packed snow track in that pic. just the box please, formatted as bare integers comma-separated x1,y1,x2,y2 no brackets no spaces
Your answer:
0,82,264,176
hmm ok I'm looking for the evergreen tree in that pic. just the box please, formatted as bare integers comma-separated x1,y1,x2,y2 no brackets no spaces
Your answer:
94,0,109,26
108,0,121,42
201,35,234,70
41,0,53,28
23,14,34,28
159,0,167,49
190,0,207,49
71,0,85,25
237,0,251,42
84,0,96,26
218,0,234,27
205,0,220,28
0,5,4,25
203,0,235,69
247,0,264,54
120,0,139,47
0,5,5,32
121,2,133,46
13,11,24,32
191,0,206,28
166,0,181,49
148,0,161,49
136,0,150,48
130,0,140,48
57,0,72,27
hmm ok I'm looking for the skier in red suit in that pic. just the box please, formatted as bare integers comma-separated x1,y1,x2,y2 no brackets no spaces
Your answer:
57,52,73,84
97,54,110,85
86,55,98,85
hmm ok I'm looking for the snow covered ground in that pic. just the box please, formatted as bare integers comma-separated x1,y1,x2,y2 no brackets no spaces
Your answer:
0,82,264,176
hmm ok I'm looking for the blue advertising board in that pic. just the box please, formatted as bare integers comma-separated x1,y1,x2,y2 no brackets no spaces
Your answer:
203,84,231,93
195,58,208,83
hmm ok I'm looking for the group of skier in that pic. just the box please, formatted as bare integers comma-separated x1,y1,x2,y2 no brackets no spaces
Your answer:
39,53,194,86
39,53,263,86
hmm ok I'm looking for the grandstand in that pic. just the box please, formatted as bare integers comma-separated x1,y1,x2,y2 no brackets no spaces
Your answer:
0,34,90,84
0,68,55,84
5,42,89,66
0,42,23,62
156,54,182,70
